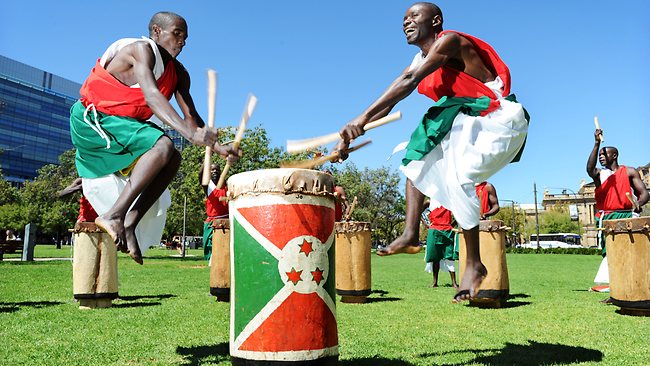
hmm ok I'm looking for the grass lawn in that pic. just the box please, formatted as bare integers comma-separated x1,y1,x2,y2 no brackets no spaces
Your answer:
1,246,648,365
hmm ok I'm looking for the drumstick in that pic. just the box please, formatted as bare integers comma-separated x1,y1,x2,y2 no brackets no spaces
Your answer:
286,111,401,153
280,140,372,169
216,94,258,189
594,116,604,142
626,192,639,211
202,70,218,185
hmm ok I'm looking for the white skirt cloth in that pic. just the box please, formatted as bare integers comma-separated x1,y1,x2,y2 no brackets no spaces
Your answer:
82,175,171,255
400,78,528,229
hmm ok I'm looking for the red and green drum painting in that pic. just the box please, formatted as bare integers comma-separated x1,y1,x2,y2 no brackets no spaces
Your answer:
228,169,338,365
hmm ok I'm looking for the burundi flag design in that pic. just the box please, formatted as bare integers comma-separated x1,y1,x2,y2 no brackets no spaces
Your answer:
230,193,338,362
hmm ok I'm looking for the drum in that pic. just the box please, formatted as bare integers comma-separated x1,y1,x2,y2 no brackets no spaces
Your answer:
228,169,338,365
335,221,371,303
603,217,650,316
459,220,510,308
72,222,118,309
209,218,230,302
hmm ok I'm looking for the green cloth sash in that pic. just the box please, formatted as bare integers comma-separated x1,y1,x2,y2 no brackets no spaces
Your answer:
401,94,530,166
597,211,634,256
203,221,213,260
70,101,165,178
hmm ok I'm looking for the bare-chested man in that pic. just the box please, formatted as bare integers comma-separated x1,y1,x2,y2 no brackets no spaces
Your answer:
70,12,240,264
335,3,529,301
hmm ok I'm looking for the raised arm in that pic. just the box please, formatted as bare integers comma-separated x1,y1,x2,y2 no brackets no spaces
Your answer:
586,129,603,184
335,33,461,158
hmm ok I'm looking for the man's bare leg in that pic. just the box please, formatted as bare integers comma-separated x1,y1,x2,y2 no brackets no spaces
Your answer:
95,137,178,264
377,179,423,256
430,261,440,288
449,270,459,292
454,227,487,302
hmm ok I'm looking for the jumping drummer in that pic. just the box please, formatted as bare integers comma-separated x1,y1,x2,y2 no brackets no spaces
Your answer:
69,12,241,264
334,2,529,302
586,128,648,296
199,163,229,261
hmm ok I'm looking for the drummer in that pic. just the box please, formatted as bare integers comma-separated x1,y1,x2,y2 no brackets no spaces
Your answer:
475,181,500,220
423,199,459,290
586,128,648,293
199,163,229,261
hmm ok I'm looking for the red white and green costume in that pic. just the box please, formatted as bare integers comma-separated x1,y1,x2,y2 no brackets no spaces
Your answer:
399,31,529,230
203,181,229,260
424,204,457,273
593,167,636,284
69,37,176,254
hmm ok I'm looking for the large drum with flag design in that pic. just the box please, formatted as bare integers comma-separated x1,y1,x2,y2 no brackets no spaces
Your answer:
209,218,230,302
335,221,372,303
459,220,510,308
603,217,650,316
228,169,338,365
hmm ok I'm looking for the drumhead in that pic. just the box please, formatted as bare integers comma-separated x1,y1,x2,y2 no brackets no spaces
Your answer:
227,168,335,199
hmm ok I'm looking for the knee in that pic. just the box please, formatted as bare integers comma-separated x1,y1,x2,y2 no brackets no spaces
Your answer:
154,137,177,162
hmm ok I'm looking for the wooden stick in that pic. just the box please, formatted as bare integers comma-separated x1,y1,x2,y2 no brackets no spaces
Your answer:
626,192,639,211
202,69,217,185
281,140,372,169
216,94,258,189
344,196,358,221
286,111,401,153
594,116,604,142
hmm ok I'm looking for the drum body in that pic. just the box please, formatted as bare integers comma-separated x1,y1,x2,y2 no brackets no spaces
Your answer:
335,221,371,303
603,217,650,316
459,220,510,307
210,218,231,302
72,222,118,309
228,169,338,365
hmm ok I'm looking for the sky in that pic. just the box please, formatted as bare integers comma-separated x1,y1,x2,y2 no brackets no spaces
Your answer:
1,1,648,205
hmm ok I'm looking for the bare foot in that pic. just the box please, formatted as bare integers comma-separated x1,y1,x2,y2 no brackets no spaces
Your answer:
95,215,128,253
453,262,487,303
376,234,421,256
453,284,460,292
430,283,439,288
124,223,143,265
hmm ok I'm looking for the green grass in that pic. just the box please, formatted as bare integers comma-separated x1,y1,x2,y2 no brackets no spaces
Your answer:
1,248,648,365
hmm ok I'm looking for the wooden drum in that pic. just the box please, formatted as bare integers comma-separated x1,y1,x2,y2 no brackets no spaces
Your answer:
72,222,118,309
209,218,230,302
228,169,338,365
335,221,371,303
603,217,650,316
459,220,510,308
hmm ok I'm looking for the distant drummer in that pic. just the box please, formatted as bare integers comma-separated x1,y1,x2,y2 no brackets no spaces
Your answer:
475,181,500,220
199,163,229,261
586,128,648,294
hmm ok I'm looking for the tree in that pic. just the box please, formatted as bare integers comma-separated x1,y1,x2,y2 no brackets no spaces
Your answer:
493,205,526,245
333,163,405,244
0,169,20,205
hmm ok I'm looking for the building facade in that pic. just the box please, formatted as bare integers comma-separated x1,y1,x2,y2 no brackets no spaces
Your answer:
0,55,81,184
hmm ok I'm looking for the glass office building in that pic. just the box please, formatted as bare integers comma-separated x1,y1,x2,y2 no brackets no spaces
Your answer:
0,55,81,184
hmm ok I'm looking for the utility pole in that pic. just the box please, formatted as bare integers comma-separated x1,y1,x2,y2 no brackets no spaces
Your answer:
181,195,187,258
534,182,540,249
511,201,516,244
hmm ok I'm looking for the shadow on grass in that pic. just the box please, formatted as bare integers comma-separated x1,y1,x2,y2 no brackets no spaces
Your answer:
500,301,531,309
364,289,402,303
176,342,229,366
112,294,175,308
508,293,530,299
0,300,63,313
118,294,176,301
145,254,205,261
420,340,602,365
340,357,415,365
